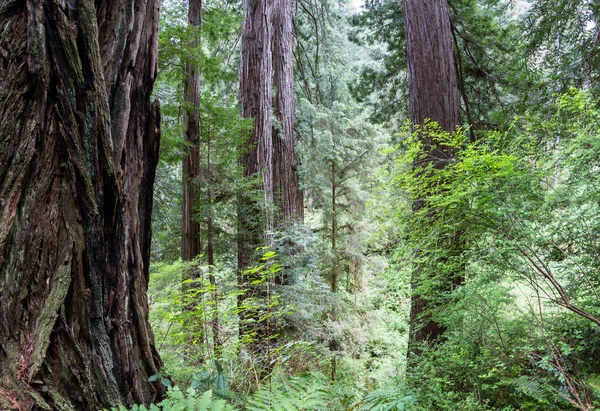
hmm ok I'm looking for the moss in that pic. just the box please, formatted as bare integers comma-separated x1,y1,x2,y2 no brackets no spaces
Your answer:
43,385,75,411
26,1,49,77
29,258,72,380
53,5,84,85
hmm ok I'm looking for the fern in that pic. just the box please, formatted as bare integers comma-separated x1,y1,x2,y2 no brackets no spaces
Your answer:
105,387,235,411
503,376,551,405
359,386,416,411
586,374,600,396
246,374,333,411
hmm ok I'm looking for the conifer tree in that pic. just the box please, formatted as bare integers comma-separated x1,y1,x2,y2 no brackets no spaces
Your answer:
238,0,275,374
404,0,461,348
273,0,304,226
182,0,202,263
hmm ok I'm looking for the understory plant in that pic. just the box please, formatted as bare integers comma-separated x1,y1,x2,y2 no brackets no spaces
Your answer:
392,89,600,410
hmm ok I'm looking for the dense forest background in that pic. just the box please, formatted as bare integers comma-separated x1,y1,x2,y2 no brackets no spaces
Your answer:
139,0,600,409
1,0,599,409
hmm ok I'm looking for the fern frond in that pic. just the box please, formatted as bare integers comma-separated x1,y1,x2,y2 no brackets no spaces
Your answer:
108,387,236,411
246,374,333,411
359,386,415,411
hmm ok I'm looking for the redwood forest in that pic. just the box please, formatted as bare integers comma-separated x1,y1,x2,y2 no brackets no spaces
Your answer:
1,0,600,410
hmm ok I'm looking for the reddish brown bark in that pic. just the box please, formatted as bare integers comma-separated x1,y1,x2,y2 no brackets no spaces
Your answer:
405,0,460,133
237,0,303,374
237,0,274,375
272,0,303,225
0,0,164,409
238,0,274,272
182,0,202,263
405,0,461,348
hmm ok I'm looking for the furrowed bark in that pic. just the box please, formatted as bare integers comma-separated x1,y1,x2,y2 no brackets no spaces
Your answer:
238,0,274,376
0,0,164,409
272,0,303,226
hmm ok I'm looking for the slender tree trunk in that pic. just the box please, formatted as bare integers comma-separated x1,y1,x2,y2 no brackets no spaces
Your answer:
272,0,303,225
180,0,204,365
329,152,339,381
238,0,274,376
182,0,202,262
405,0,461,349
0,0,164,409
331,159,338,293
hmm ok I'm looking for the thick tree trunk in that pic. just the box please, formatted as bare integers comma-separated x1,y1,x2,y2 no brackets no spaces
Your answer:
404,0,460,349
0,0,164,409
238,0,274,250
272,0,303,225
405,0,460,132
238,0,274,376
182,0,202,263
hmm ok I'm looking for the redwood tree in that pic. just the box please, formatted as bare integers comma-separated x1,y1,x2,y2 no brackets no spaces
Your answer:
182,0,202,263
0,0,164,409
272,0,303,225
237,0,274,369
404,0,461,348
238,0,274,271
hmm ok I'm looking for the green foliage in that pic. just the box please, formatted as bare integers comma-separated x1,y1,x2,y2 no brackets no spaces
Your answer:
149,257,256,386
152,0,251,264
349,0,407,123
106,388,235,411
296,64,386,295
350,0,533,129
524,0,599,96
246,374,334,411
387,89,600,410
158,388,235,411
236,250,287,350
359,385,415,411
146,0,600,408
189,362,230,396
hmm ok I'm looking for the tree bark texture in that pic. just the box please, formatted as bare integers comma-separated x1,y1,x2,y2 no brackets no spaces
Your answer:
238,0,274,272
237,0,274,374
404,0,460,348
405,0,460,133
181,0,202,262
238,0,275,272
0,0,164,409
272,0,303,225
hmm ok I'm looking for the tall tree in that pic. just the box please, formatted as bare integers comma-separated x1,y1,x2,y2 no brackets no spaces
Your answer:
182,0,202,262
238,0,274,269
237,0,274,372
351,0,529,133
404,0,461,347
272,0,303,225
0,0,164,409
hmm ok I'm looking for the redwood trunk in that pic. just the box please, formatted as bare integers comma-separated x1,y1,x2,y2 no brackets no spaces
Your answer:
272,0,303,225
238,0,274,374
405,0,460,348
238,0,274,251
0,0,164,409
182,0,202,263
